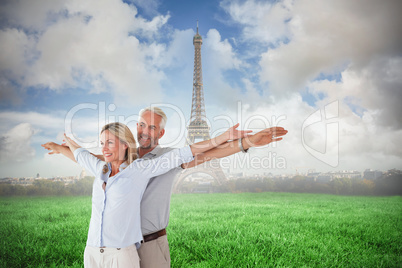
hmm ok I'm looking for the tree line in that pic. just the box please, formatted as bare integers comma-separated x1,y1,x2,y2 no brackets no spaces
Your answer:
0,177,94,197
182,170,402,196
1,170,401,197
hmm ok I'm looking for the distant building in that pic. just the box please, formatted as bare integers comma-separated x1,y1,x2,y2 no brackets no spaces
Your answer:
316,174,332,183
231,172,245,178
263,172,274,178
80,169,87,179
331,170,361,179
307,171,321,179
307,170,361,181
363,169,382,180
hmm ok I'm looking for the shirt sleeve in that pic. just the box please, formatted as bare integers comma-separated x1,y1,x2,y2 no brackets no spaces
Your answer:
73,148,103,177
129,146,193,178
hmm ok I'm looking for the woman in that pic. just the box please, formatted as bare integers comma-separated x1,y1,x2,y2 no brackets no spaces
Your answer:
43,122,269,268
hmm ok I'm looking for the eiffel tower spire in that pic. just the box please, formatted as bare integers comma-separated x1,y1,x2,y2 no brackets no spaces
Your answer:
186,20,210,144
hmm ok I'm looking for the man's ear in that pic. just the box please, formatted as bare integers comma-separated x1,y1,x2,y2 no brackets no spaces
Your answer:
159,129,165,139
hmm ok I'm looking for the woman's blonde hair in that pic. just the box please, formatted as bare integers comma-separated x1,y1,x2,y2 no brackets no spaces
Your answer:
101,122,137,167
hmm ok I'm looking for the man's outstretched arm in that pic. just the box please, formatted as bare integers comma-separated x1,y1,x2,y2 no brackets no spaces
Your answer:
182,127,288,169
189,123,252,156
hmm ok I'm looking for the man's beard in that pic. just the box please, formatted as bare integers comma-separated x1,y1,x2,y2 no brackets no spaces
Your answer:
138,135,157,149
139,142,153,149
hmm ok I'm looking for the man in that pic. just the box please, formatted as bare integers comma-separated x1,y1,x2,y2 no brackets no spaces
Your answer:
135,107,179,267
135,107,287,267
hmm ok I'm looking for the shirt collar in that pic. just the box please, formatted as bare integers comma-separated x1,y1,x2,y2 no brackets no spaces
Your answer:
141,145,162,159
107,161,128,172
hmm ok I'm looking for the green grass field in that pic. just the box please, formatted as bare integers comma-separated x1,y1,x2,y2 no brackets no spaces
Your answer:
1,193,401,267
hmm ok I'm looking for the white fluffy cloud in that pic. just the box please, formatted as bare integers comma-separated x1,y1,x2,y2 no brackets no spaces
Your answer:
216,0,402,173
222,0,402,97
0,0,172,106
204,29,242,70
258,0,402,95
0,0,65,30
201,29,247,110
0,123,35,162
221,0,292,44
0,110,102,149
308,57,402,130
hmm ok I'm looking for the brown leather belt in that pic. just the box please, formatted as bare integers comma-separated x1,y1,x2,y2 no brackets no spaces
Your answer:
142,229,166,243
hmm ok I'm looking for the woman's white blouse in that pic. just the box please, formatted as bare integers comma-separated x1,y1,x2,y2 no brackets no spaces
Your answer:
73,146,193,248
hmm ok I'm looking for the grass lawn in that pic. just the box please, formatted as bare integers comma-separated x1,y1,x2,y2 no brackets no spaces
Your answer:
1,193,401,267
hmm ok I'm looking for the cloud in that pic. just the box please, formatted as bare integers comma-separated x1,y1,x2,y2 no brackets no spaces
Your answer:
0,111,63,131
0,123,35,163
259,0,402,95
0,0,65,30
200,29,247,110
212,0,402,173
220,0,292,44
221,0,402,97
204,29,242,70
0,0,172,106
149,29,194,69
309,57,402,130
233,95,402,173
0,28,32,77
0,110,103,148
125,0,161,17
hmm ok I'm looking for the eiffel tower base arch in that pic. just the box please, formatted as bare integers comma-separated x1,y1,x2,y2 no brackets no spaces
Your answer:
173,159,227,193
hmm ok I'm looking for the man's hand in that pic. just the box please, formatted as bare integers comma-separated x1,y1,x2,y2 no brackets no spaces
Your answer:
244,127,288,148
224,123,252,141
183,126,288,169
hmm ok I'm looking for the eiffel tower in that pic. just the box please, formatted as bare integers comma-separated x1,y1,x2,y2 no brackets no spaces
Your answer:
173,22,227,193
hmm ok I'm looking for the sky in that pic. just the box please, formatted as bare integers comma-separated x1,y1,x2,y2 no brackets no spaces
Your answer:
0,0,401,178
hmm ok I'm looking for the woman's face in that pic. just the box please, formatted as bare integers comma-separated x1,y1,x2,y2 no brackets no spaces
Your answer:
100,130,127,163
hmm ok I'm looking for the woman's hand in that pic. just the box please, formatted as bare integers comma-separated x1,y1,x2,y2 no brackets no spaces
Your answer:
224,123,252,141
63,134,81,152
41,140,77,162
41,142,63,155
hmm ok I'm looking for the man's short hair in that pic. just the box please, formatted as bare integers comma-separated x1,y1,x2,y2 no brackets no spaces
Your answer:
139,106,167,129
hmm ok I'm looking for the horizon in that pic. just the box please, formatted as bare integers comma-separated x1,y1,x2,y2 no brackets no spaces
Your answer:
1,166,394,180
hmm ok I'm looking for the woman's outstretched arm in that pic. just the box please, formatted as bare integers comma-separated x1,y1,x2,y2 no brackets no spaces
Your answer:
41,142,76,162
42,134,82,161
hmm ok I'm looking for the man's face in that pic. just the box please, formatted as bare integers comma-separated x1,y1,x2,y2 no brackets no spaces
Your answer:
137,111,165,149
